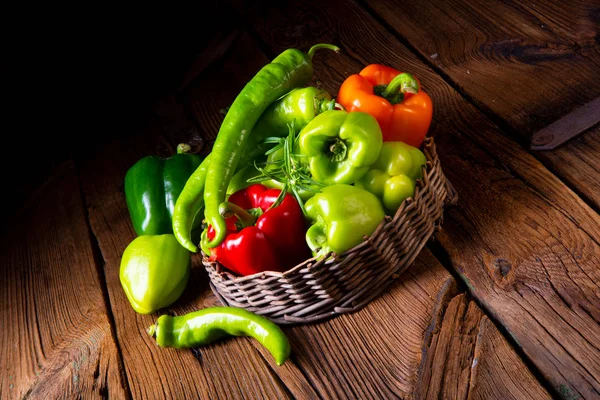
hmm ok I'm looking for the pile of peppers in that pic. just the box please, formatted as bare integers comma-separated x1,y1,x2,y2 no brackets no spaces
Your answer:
169,47,432,275
117,44,434,365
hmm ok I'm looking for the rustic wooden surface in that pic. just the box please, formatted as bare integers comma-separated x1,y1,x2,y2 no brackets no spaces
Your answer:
3,0,599,399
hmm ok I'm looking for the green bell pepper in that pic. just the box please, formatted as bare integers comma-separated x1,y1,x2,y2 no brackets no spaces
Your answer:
298,110,383,185
355,141,427,213
124,144,205,236
304,184,385,259
120,234,191,314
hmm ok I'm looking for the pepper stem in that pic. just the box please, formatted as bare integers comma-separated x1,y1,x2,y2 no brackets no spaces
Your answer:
219,202,261,228
177,143,191,154
327,137,348,162
318,98,337,114
147,323,157,338
374,73,419,105
307,43,340,60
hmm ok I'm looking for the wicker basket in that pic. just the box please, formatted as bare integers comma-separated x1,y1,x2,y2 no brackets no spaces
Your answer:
203,136,457,325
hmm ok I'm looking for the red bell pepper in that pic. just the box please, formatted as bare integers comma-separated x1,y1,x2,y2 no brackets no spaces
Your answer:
336,64,433,147
202,184,311,276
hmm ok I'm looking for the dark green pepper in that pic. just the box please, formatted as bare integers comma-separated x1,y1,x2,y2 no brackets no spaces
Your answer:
120,234,191,314
147,306,291,366
125,144,205,236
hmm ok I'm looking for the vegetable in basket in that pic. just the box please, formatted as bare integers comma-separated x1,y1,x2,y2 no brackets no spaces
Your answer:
147,306,291,366
304,184,385,260
336,64,432,148
172,74,339,254
124,143,204,236
203,43,340,251
355,141,427,213
241,86,336,164
201,184,311,276
297,109,383,185
120,234,191,314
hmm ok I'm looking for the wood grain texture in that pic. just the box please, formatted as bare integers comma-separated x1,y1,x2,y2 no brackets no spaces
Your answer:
0,161,128,399
234,0,600,398
364,0,600,142
468,317,553,400
283,250,458,399
530,98,600,150
534,125,600,211
364,0,600,212
416,293,551,400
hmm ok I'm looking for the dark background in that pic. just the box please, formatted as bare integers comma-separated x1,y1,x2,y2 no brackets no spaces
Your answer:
3,3,241,216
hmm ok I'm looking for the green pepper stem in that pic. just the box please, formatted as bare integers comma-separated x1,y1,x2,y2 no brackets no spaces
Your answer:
219,202,260,228
318,98,337,114
307,43,340,60
147,323,157,338
327,137,348,162
381,73,419,104
334,102,346,111
177,143,191,154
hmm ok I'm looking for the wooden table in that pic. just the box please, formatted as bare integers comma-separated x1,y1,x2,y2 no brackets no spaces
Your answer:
3,0,599,398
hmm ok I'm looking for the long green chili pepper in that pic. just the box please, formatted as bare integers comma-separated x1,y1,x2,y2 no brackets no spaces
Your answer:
172,154,211,253
147,306,291,366
203,43,340,249
173,86,336,253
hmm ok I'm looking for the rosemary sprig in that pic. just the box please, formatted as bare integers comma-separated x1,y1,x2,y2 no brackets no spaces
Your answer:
247,123,324,214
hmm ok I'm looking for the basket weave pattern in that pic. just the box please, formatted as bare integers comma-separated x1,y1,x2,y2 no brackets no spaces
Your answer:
203,137,456,324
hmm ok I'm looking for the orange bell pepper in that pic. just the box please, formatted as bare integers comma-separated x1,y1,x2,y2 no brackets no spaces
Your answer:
337,64,433,147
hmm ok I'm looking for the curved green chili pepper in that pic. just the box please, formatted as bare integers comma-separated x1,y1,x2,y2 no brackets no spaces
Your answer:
204,43,340,249
172,154,211,253
147,306,291,366
172,87,335,253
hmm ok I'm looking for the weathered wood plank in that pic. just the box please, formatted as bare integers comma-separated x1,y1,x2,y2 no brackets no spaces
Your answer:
0,161,128,399
416,293,552,400
364,0,600,211
468,316,553,400
534,125,600,211
235,0,600,398
364,0,600,146
279,250,553,400
530,98,600,151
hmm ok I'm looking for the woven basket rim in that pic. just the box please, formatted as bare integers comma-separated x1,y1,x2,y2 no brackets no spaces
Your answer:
202,135,446,280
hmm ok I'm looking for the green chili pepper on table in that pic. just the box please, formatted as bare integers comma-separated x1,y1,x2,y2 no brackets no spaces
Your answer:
172,154,212,253
147,306,292,366
124,143,205,236
203,43,340,250
355,141,427,213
